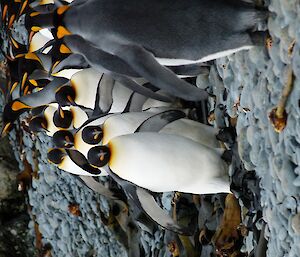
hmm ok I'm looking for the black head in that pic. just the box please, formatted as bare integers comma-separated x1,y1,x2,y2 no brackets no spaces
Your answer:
52,130,74,148
87,146,111,168
29,116,48,133
1,100,32,136
25,11,54,34
55,85,76,106
82,126,103,145
47,148,66,165
53,108,73,128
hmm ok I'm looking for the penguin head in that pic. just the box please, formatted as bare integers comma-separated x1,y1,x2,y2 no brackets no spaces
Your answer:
25,11,54,41
55,85,76,106
87,145,111,168
82,126,103,145
29,116,48,133
53,108,73,128
1,100,32,136
52,130,74,148
47,148,66,165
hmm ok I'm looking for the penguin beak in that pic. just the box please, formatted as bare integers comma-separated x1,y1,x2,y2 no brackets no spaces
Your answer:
1,122,12,137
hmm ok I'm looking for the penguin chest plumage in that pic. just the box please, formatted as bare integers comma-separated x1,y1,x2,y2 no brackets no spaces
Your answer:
70,68,102,109
69,106,88,128
102,112,154,145
108,132,230,194
44,104,60,136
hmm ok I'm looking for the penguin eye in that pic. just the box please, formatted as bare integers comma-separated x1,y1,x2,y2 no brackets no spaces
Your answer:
87,146,110,168
53,109,73,128
82,126,103,145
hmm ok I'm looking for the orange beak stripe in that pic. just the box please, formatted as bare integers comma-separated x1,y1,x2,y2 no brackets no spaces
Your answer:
2,5,8,21
57,5,70,15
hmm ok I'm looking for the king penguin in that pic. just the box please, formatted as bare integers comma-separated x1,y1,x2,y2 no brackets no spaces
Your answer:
87,132,230,194
1,76,68,136
47,0,267,101
47,147,107,176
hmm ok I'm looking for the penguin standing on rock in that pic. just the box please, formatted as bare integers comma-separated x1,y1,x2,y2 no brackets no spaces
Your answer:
25,0,267,100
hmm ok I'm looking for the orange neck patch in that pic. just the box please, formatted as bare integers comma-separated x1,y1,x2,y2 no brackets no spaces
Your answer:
57,5,70,15
57,26,71,39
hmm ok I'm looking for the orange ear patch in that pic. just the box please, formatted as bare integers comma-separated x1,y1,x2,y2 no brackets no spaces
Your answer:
11,101,31,111
60,44,72,54
29,79,38,87
30,12,40,17
57,26,71,39
25,52,42,64
57,5,70,15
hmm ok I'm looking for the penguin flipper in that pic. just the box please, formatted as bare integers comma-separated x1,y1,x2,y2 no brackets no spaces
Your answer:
63,35,140,77
135,109,186,132
51,53,90,73
167,63,210,77
110,72,173,103
79,175,126,201
104,167,192,235
65,149,102,176
104,42,209,101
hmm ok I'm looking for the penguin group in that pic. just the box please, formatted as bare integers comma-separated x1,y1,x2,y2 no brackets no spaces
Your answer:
1,0,268,233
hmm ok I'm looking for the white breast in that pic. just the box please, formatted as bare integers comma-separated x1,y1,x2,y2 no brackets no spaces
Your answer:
102,112,154,145
155,46,253,66
109,132,230,194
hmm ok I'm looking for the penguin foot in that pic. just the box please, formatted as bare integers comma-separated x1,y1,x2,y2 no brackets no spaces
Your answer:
221,149,233,164
216,127,237,145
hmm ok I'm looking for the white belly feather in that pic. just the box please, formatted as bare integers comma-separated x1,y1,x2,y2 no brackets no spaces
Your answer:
156,46,253,66
108,132,230,194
